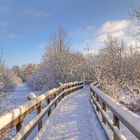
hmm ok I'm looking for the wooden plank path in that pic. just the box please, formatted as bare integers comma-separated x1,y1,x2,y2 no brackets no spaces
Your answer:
34,86,108,140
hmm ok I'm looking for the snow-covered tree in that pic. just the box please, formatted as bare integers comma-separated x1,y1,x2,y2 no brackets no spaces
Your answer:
85,35,140,112
41,27,85,89
0,68,17,112
27,27,85,90
0,48,16,115
26,70,47,90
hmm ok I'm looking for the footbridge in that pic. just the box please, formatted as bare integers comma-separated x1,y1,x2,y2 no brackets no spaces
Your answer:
0,81,140,140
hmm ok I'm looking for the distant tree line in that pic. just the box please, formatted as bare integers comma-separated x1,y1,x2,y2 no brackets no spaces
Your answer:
12,63,38,82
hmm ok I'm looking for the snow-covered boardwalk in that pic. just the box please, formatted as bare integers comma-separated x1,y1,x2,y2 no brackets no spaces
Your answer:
34,86,108,140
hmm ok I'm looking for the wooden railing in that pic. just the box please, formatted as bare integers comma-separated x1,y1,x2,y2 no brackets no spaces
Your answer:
0,81,83,139
90,82,140,140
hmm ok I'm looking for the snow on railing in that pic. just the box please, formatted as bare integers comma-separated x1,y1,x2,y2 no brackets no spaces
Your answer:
0,81,83,139
90,82,140,140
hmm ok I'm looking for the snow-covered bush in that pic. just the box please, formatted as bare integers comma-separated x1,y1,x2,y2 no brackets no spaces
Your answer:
10,76,23,87
26,71,47,90
0,66,19,138
0,69,16,93
0,68,16,117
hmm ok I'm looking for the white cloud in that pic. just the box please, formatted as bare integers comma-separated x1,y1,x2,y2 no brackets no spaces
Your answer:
98,19,130,42
100,20,130,33
97,19,140,49
71,19,139,53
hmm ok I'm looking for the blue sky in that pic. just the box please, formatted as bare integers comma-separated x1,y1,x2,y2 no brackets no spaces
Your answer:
0,0,136,67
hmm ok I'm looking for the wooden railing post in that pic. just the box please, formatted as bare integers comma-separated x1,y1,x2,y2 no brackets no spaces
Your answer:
56,96,60,105
113,114,120,128
16,120,23,132
96,95,99,112
59,93,62,102
92,90,95,97
54,94,57,107
102,102,106,124
113,114,120,140
47,97,51,116
62,91,65,98
37,105,42,131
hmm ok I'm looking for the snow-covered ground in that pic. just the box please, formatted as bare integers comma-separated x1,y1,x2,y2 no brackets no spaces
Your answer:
12,85,31,106
12,84,42,106
34,86,108,140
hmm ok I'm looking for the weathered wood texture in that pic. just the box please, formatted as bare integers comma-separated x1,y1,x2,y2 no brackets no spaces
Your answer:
0,81,83,139
90,82,140,140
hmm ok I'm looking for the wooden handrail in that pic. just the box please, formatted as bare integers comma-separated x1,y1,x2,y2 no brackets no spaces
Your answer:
90,83,140,140
0,81,83,139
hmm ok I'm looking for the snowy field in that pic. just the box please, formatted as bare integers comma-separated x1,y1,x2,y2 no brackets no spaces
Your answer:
13,84,42,106
13,85,31,106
